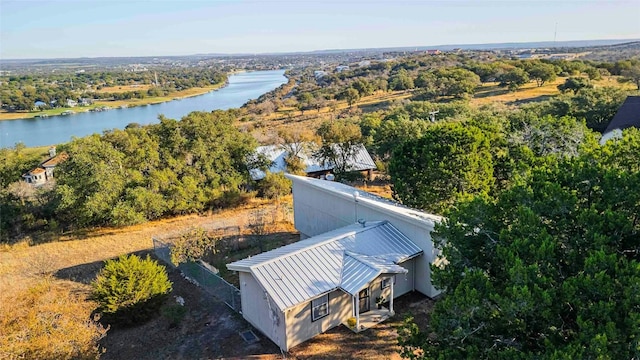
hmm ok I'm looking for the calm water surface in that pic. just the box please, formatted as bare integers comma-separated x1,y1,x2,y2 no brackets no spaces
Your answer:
0,69,287,148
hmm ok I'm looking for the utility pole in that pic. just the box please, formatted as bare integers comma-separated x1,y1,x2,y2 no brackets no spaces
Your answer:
429,110,439,122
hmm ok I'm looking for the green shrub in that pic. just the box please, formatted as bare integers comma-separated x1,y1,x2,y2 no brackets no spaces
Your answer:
161,304,187,328
91,254,172,326
257,171,292,199
170,227,217,265
212,189,256,208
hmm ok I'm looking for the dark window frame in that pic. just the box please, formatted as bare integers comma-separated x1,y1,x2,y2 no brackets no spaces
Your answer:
311,293,330,322
381,276,394,290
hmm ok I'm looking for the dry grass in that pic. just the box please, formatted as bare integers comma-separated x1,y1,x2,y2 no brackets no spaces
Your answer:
0,111,35,120
0,277,106,360
357,181,394,200
0,196,295,358
95,84,151,93
471,76,634,106
0,197,293,308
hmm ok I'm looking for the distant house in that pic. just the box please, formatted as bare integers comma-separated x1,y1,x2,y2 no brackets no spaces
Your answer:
22,167,47,186
66,99,77,107
335,65,350,73
22,147,68,186
249,143,377,181
78,98,93,106
600,96,640,145
228,175,442,351
313,70,328,80
425,50,441,55
34,101,47,109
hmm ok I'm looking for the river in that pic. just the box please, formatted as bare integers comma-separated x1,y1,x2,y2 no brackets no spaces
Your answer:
0,69,287,148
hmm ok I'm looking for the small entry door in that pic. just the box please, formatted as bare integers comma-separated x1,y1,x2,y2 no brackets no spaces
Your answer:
358,287,370,314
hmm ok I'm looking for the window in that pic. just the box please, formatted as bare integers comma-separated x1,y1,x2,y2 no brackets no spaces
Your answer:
311,294,329,321
381,277,393,289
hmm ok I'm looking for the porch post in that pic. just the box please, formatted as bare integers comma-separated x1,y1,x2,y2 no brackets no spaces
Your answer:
355,295,360,330
390,280,394,314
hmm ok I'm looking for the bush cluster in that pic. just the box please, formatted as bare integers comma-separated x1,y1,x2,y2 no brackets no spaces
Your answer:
91,254,172,326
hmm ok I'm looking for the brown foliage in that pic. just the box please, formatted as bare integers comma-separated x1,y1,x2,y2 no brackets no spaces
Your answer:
0,278,106,360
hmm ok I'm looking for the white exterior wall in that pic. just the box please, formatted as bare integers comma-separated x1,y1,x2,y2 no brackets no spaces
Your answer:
238,272,286,350
24,173,46,185
44,166,54,179
291,180,440,298
293,187,354,237
284,289,352,350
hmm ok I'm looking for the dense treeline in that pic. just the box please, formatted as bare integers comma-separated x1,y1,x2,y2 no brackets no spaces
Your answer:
353,62,640,358
246,54,640,120
0,68,226,110
397,128,640,359
0,110,258,241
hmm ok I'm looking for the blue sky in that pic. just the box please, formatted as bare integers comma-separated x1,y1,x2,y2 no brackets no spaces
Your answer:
1,0,639,59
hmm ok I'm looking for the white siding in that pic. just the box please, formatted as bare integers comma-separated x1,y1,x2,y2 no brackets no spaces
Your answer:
285,289,352,350
394,259,414,297
291,179,441,297
239,272,286,350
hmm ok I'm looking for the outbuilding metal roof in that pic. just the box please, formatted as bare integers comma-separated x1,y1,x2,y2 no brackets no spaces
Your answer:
227,221,422,311
249,143,376,180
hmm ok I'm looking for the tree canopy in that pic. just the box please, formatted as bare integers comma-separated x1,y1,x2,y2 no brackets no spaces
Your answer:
315,119,363,176
52,110,257,228
389,123,494,214
398,129,640,359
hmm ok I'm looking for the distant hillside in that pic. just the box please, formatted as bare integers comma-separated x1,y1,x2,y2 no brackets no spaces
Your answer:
578,41,640,61
302,39,640,54
3,38,638,66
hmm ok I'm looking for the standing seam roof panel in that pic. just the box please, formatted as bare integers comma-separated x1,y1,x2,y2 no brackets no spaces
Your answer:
237,221,423,311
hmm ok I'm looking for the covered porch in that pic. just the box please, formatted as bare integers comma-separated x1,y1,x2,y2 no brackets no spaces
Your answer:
340,251,404,332
343,301,395,333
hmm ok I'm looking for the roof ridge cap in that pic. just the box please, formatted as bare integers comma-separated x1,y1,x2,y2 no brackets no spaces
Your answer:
249,222,384,270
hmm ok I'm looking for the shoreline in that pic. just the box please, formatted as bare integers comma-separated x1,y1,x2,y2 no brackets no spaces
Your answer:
0,81,228,122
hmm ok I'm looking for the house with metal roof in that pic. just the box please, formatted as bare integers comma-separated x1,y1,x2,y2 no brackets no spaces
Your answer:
600,96,640,145
227,174,442,351
249,143,376,181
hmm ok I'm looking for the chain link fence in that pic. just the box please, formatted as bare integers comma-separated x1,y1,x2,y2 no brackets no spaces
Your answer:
153,237,242,314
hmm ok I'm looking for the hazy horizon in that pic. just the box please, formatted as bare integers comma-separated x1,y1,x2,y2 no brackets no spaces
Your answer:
2,0,639,60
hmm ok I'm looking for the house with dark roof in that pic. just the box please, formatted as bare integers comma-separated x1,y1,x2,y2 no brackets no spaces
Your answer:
600,96,640,144
227,174,442,351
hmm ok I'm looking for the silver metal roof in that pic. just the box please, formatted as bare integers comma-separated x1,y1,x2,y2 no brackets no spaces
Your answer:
340,252,408,296
227,221,422,311
249,143,376,180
